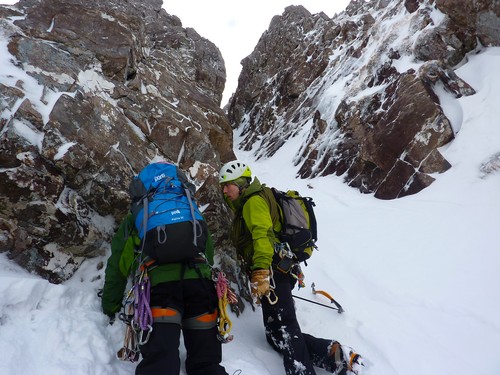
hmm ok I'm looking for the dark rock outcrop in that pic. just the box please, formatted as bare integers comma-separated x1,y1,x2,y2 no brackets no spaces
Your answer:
0,0,236,283
227,0,498,199
1,0,498,304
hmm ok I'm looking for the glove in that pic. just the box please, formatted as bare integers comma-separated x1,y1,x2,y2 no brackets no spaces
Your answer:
250,269,270,304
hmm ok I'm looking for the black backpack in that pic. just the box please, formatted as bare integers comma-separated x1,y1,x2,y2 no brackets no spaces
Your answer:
128,162,208,264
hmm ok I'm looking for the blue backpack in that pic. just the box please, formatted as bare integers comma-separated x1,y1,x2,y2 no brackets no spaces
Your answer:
128,162,208,264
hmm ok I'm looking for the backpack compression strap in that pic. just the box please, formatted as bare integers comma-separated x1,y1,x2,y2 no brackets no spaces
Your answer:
184,187,197,247
183,186,200,248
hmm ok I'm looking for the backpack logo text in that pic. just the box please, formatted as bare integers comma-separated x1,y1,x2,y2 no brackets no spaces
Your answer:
154,173,166,182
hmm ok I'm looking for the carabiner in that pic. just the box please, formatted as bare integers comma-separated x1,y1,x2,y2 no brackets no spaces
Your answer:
138,325,153,345
265,289,279,305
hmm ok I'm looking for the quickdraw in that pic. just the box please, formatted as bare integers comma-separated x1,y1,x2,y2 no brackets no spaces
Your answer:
117,261,154,363
132,268,153,344
116,305,140,362
117,323,140,362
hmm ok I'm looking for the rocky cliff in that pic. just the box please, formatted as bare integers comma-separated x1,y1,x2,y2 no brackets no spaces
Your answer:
1,0,499,293
227,0,499,199
0,0,237,284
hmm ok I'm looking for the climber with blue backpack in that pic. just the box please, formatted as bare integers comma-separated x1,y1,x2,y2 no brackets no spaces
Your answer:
101,161,229,375
219,160,364,375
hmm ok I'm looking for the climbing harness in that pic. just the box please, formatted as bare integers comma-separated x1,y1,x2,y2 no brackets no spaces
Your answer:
214,270,238,343
116,249,239,361
274,243,305,290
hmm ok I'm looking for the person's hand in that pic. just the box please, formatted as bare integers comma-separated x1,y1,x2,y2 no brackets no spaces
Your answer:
250,269,270,304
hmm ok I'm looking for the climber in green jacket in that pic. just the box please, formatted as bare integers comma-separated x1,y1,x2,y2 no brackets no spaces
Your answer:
101,212,228,375
219,160,363,375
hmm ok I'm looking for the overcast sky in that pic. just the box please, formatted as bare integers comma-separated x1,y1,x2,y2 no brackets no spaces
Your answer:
1,0,351,104
163,1,351,104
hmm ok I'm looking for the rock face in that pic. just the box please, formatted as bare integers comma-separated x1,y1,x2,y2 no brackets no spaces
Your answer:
1,0,498,293
0,0,235,282
227,0,497,199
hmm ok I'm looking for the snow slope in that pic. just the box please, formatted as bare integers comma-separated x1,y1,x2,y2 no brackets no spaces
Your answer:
0,47,499,375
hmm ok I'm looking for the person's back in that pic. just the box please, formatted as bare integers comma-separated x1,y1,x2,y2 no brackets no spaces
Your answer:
102,162,228,375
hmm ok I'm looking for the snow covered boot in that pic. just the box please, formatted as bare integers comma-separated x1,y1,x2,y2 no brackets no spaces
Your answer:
343,344,364,375
328,342,364,375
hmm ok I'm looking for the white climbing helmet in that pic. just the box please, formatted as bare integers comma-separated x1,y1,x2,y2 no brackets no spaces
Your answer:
219,160,252,184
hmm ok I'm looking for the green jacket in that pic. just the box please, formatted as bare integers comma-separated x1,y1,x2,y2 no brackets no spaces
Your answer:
227,177,282,272
101,213,214,316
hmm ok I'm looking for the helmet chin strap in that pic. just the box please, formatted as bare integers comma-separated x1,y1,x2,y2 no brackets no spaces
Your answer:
237,178,251,193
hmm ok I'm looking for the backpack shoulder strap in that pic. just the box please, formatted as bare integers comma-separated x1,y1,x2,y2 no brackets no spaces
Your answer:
251,186,281,228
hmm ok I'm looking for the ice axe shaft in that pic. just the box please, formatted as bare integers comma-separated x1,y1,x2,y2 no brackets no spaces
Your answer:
311,282,344,313
292,294,341,311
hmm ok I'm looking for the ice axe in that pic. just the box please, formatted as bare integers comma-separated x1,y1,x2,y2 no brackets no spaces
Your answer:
292,283,344,313
311,282,344,313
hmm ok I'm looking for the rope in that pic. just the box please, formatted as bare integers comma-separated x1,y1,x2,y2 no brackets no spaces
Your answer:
215,271,237,343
